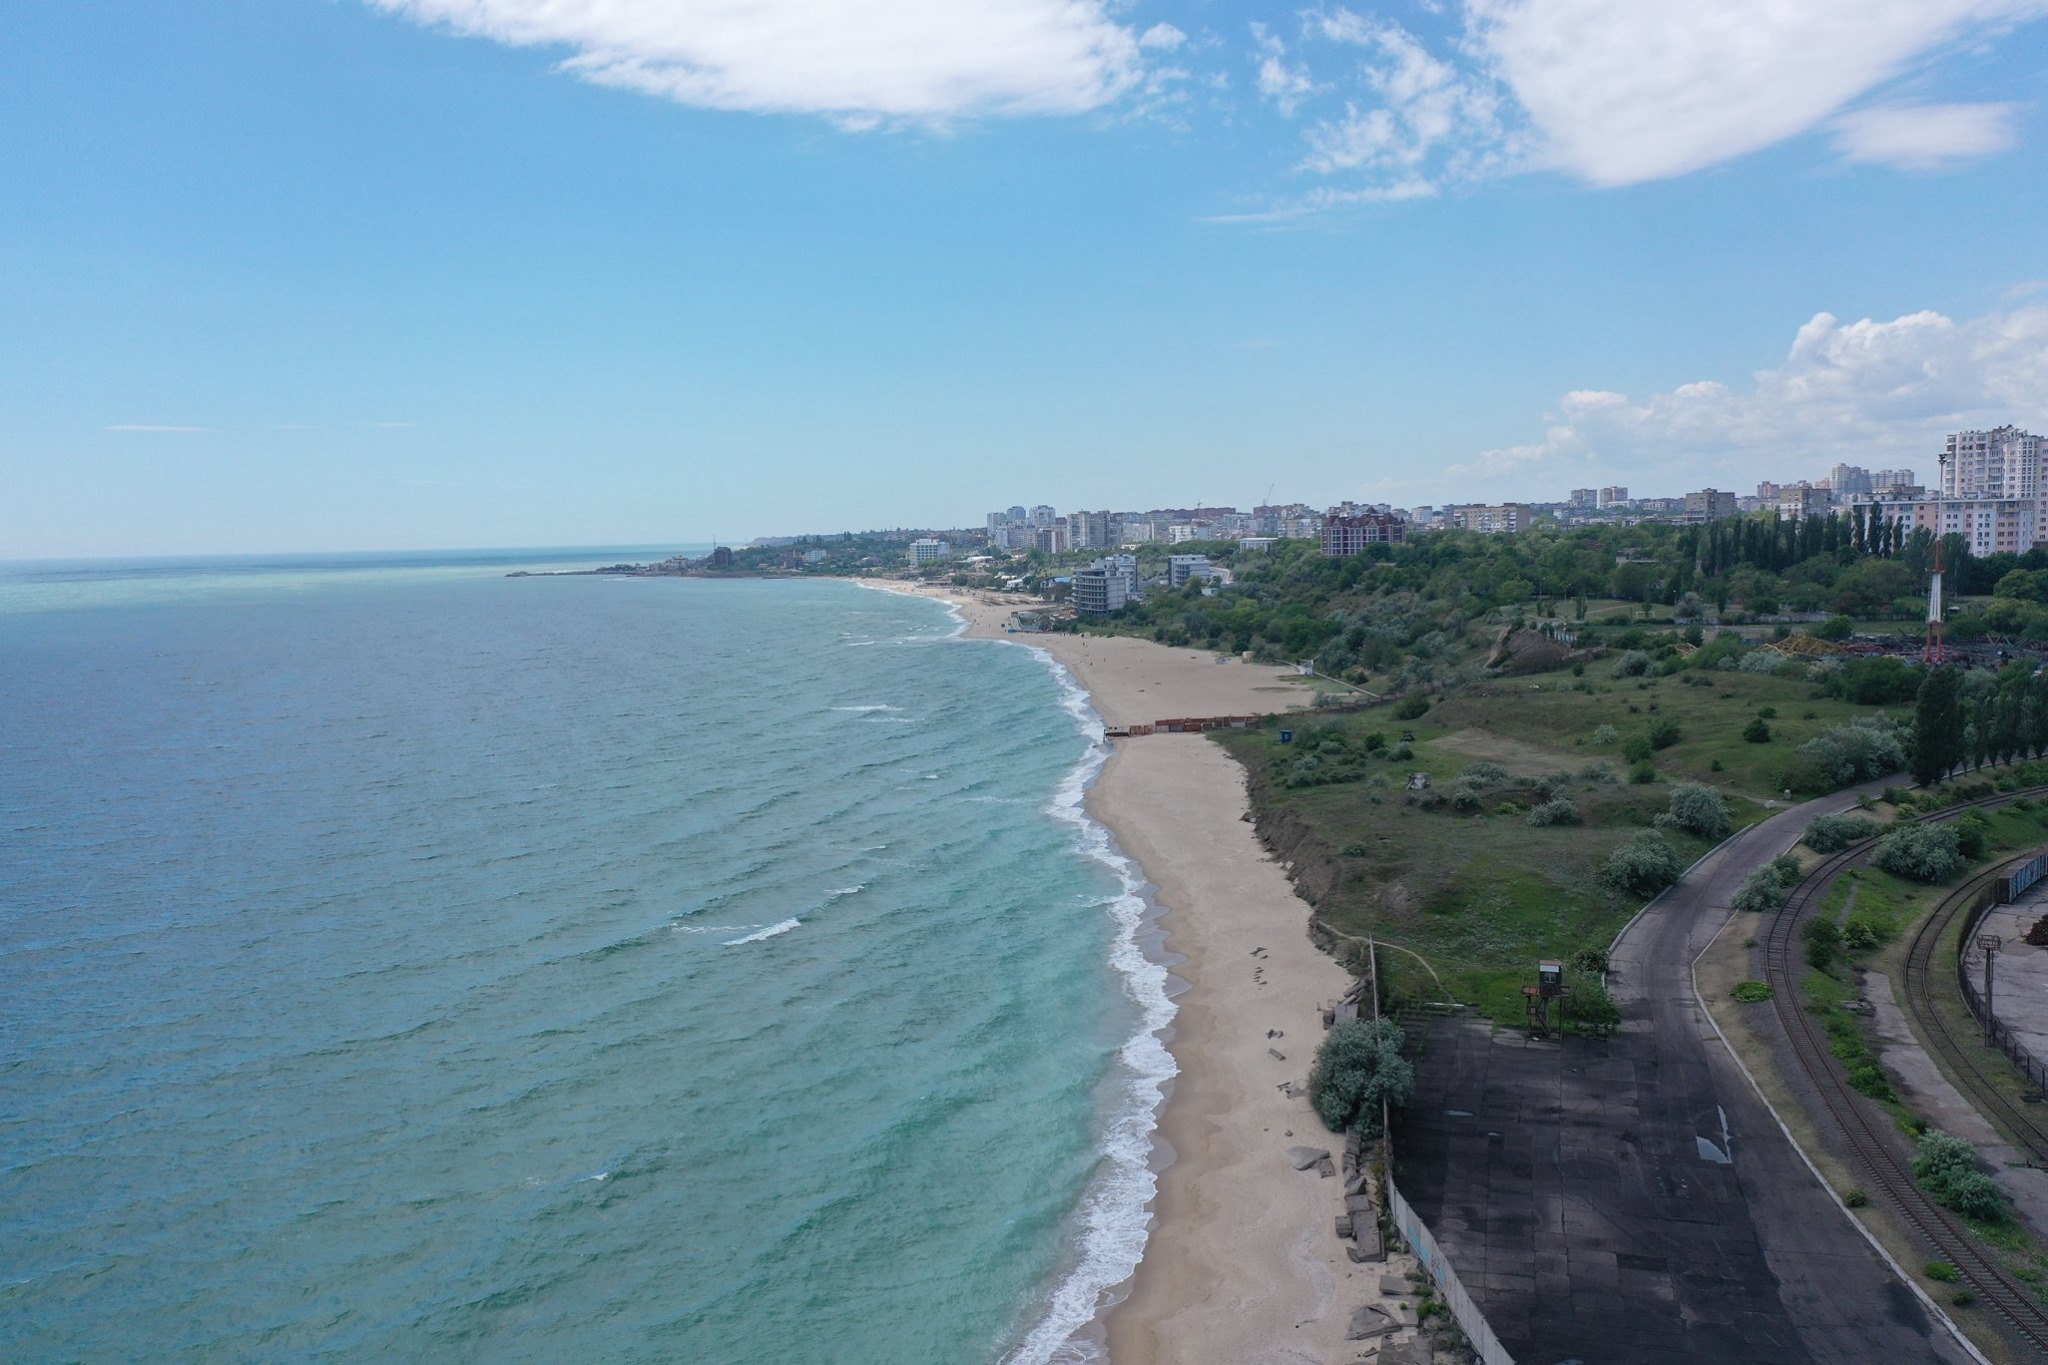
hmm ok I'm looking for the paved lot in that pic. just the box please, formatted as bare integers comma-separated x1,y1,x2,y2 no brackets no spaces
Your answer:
1393,790,1971,1365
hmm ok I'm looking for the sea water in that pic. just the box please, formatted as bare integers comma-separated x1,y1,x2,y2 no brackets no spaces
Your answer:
0,554,1173,1362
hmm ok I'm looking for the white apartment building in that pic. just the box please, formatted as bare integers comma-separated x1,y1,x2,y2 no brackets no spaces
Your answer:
908,538,951,564
1073,554,1139,615
1943,427,2046,499
1869,497,2048,559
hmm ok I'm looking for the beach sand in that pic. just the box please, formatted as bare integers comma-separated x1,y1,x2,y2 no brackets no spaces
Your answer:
862,583,1385,1363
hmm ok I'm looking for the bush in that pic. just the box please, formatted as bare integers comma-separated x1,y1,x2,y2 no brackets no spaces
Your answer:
1913,1132,2007,1222
1925,1261,1960,1283
1758,706,1778,719
1842,919,1891,952
1591,724,1618,746
1769,854,1803,886
1743,717,1772,744
1661,782,1733,840
1833,655,1921,705
1814,615,1855,640
1308,1017,1414,1135
1731,980,1773,1002
1629,759,1658,784
1567,968,1620,1036
1458,762,1509,787
1798,722,1906,790
1873,824,1964,883
1601,830,1683,897
1394,694,1431,720
1621,735,1653,763
1955,811,1990,861
1527,797,1581,827
1647,717,1682,750
1341,841,1371,856
1843,1187,1868,1207
1731,867,1787,914
1610,650,1651,678
1451,782,1485,813
1804,813,1883,853
1579,759,1619,786
1568,945,1609,974
1803,917,1841,970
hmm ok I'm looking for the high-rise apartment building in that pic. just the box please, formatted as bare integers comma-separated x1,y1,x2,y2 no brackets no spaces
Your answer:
1460,504,1532,535
1568,489,1597,508
1683,488,1738,521
1320,513,1407,556
1942,427,2045,499
1069,510,1114,550
1827,464,1873,496
1597,486,1629,508
1029,504,1058,528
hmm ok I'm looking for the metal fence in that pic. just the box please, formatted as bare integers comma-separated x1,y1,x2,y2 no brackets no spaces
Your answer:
1387,1179,1515,1365
1956,855,2048,1096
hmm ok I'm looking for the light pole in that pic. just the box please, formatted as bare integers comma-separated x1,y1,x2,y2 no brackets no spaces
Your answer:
1977,932,2004,1048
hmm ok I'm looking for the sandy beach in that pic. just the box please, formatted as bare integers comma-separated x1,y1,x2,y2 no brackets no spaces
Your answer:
861,582,1389,1363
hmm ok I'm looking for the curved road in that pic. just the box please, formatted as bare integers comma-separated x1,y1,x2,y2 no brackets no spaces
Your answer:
1608,786,1972,1364
1397,785,1972,1364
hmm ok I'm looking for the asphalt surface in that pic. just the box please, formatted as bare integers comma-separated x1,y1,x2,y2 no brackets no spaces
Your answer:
1394,789,1972,1365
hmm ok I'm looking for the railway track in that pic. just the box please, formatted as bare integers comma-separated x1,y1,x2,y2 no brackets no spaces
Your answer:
1762,785,2048,1355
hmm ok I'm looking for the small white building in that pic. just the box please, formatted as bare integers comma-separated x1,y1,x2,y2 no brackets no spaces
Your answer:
908,538,951,565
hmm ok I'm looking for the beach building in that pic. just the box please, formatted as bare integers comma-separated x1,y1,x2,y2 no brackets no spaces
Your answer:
1072,554,1139,615
907,538,951,564
1167,554,1225,588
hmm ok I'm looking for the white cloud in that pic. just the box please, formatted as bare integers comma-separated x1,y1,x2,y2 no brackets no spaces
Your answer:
106,424,206,433
1469,0,2046,185
1251,23,1318,117
1298,20,1510,181
370,0,1143,121
1831,101,2023,169
1139,23,1187,51
1456,304,2048,488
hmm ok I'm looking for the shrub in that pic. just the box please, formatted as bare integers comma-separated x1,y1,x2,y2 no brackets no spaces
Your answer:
1527,797,1581,827
1873,824,1964,883
1566,968,1620,1036
1842,919,1891,952
1955,811,1990,861
1394,694,1431,720
1843,1187,1868,1208
1629,760,1658,784
1803,813,1883,853
1591,724,1618,746
1610,650,1651,678
1743,717,1772,743
1913,1132,2007,1222
1813,615,1855,640
1758,706,1778,719
1648,717,1683,750
1579,759,1619,786
1459,761,1510,787
1341,841,1371,856
1803,917,1841,970
1568,945,1609,974
1308,1017,1414,1135
1661,782,1733,840
1387,743,1413,761
1740,651,1786,674
1925,1261,1960,1283
1731,867,1787,914
1798,722,1906,790
1731,980,1773,1002
1769,854,1803,886
1622,735,1653,763
1601,830,1683,897
1451,783,1485,813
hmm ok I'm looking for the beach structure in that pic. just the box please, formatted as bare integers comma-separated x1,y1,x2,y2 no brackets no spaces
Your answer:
1072,554,1139,615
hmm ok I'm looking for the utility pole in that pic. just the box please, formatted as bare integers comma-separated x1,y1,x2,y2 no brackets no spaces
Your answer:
1978,932,2003,1047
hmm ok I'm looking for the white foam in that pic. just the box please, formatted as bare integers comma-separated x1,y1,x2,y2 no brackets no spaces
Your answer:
830,704,902,712
994,644,1177,1365
825,885,865,899
719,918,801,946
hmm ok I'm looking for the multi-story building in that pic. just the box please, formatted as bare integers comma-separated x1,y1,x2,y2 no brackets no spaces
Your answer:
1828,464,1873,496
1072,554,1139,615
1119,521,1156,545
1068,510,1114,551
1030,504,1058,528
1166,525,1199,544
1597,486,1629,508
1943,427,2045,499
1867,496,2048,559
1167,554,1215,587
1683,488,1739,521
1320,512,1407,556
1033,525,1068,554
1007,505,1028,523
1567,488,1597,509
1777,487,1828,520
1460,503,1532,535
908,538,951,564
1872,468,1917,492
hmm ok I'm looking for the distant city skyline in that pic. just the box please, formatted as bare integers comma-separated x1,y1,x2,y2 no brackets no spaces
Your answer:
4,2,2047,558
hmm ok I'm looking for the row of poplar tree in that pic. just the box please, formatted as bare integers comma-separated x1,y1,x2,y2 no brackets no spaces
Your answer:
1911,664,2048,786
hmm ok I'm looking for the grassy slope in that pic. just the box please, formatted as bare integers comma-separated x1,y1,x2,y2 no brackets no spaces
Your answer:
1218,664,1898,1022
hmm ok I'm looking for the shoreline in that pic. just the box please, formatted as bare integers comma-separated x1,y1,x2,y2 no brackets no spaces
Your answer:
855,580,1364,1363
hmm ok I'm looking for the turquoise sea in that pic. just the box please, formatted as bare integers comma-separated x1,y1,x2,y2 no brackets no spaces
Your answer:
0,552,1174,1362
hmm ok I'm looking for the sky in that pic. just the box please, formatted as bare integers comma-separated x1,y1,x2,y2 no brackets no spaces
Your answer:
2,0,2047,557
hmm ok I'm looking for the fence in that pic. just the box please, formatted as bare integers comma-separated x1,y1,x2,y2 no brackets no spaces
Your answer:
1955,851,2048,1096
1387,1179,1515,1365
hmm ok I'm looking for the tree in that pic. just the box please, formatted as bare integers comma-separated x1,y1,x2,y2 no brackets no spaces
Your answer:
1601,830,1684,896
1912,666,1966,786
1743,717,1772,743
1308,1017,1414,1135
1662,782,1733,840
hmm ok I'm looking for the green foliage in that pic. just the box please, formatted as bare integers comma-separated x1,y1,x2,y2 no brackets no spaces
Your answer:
1731,867,1787,914
1578,759,1619,786
1610,650,1651,678
1873,824,1964,882
1742,717,1772,743
1394,694,1432,720
1629,759,1658,784
1459,761,1510,787
1955,811,1990,861
1843,1187,1868,1207
1803,813,1883,853
1796,721,1906,791
1925,1261,1960,1283
1660,782,1733,840
1912,666,1966,786
1591,724,1618,746
1621,735,1653,763
1803,917,1841,970
1526,797,1581,827
1730,980,1773,1002
1566,968,1620,1036
1912,1132,2007,1223
1600,830,1683,897
1830,656,1920,705
1308,1017,1414,1135
1647,717,1683,750
1813,615,1855,640
1769,854,1804,886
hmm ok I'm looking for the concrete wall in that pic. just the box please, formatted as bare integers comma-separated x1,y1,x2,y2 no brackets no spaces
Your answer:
1388,1180,1515,1365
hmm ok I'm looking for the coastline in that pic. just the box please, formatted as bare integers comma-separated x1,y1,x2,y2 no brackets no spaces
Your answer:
856,581,1363,1363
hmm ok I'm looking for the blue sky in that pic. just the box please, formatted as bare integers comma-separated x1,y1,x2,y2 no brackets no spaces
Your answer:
3,0,2046,556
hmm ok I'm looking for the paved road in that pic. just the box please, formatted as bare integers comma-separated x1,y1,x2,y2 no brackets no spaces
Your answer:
1396,788,1972,1364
